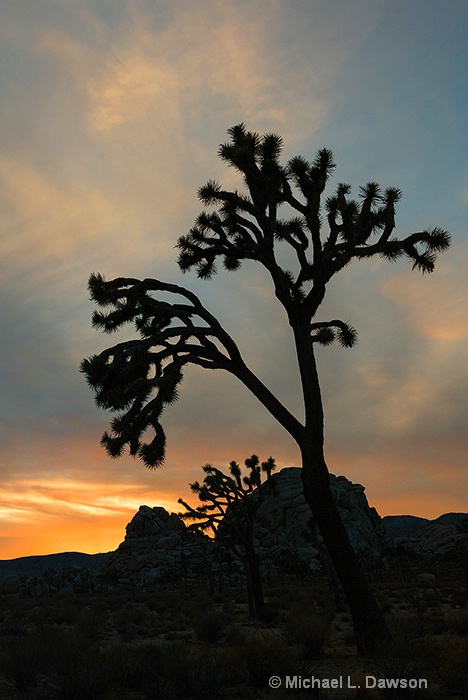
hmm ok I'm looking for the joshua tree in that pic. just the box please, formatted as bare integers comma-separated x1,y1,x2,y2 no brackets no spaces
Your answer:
81,124,450,653
178,454,276,616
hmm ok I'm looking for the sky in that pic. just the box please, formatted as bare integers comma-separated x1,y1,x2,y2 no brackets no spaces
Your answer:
1,0,467,559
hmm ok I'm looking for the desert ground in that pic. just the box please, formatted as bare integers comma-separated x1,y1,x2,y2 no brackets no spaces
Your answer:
0,556,467,700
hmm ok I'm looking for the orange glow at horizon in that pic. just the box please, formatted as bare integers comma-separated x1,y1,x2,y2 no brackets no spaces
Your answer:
1,466,465,560
0,477,184,559
1,1,466,563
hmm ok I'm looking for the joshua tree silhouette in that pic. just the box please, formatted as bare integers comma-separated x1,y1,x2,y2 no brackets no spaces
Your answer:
178,454,276,617
81,124,450,653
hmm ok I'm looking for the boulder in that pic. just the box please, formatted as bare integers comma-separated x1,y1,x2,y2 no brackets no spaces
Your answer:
125,506,186,538
230,467,391,568
105,469,392,586
103,505,211,587
404,523,467,559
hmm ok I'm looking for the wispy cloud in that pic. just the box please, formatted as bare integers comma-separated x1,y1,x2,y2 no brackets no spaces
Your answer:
0,476,182,557
0,0,466,557
381,247,468,343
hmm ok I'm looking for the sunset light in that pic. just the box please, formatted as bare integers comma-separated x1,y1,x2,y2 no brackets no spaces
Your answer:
1,1,466,561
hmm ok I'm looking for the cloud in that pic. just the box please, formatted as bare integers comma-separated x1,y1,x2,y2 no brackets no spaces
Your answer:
35,0,382,149
0,158,119,265
1,0,466,558
80,4,286,135
0,474,183,557
0,435,294,557
380,247,468,343
0,477,178,520
86,46,180,132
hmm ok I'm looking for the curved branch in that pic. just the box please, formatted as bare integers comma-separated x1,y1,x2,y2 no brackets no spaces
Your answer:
82,273,304,466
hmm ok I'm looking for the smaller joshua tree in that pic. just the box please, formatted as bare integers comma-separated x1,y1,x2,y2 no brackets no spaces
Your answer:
178,454,276,616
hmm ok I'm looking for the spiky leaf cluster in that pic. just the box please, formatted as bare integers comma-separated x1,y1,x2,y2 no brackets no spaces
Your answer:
310,320,358,348
177,124,450,324
178,454,277,541
80,273,243,468
83,125,450,470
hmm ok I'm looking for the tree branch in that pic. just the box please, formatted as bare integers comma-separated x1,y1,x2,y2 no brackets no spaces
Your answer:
81,272,304,466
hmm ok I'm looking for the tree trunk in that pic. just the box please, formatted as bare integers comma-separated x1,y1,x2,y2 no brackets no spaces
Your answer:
320,546,347,612
244,558,255,617
292,321,394,655
301,448,394,655
245,540,265,616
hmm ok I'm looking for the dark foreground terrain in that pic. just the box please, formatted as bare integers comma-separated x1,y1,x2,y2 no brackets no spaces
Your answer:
0,562,467,700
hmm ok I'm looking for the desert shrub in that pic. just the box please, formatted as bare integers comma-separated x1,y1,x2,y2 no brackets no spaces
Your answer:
115,603,151,627
89,597,108,615
145,593,165,613
105,641,236,698
428,613,448,635
151,587,187,611
0,635,48,693
120,621,140,642
421,587,443,609
51,656,113,700
166,630,193,641
39,628,112,700
283,660,321,699
0,628,113,700
283,612,329,659
257,602,279,627
450,591,468,608
114,604,156,641
402,591,428,614
224,624,247,646
365,655,430,699
76,606,106,642
361,636,448,699
192,609,230,643
232,588,249,607
164,644,236,698
165,629,192,641
434,638,468,698
450,608,468,635
234,634,295,687
387,613,427,642
104,642,166,699
380,598,394,613
0,611,28,637
343,628,356,646
29,601,76,627
313,592,335,621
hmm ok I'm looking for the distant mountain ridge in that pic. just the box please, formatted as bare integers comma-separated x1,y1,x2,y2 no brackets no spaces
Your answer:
382,512,468,539
1,511,466,580
0,551,110,578
382,515,430,538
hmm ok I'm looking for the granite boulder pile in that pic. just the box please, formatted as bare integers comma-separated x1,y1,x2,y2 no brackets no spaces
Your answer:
104,468,391,585
239,467,391,568
102,506,212,587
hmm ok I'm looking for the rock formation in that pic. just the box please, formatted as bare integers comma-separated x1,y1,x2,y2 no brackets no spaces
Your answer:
4,470,464,592
102,506,212,587
383,512,468,560
238,467,391,568
103,468,391,586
